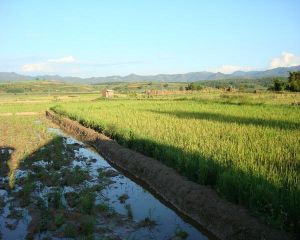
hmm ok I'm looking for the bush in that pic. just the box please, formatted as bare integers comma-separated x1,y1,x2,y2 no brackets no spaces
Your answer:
185,83,203,90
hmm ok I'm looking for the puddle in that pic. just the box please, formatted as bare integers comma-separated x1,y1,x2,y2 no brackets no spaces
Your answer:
49,128,209,240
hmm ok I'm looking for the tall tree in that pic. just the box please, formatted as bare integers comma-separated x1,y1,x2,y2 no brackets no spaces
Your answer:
288,71,300,92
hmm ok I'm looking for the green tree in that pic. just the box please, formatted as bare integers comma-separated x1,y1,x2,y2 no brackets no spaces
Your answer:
272,79,286,91
185,83,202,90
7,88,24,93
288,71,300,92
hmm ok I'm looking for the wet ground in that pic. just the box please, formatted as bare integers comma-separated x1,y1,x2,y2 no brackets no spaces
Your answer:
0,127,209,240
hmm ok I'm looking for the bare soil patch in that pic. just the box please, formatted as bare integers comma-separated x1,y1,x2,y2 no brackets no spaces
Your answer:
0,112,41,116
0,113,13,116
15,112,41,116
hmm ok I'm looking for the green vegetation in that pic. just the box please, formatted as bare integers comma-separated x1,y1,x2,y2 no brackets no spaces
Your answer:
0,80,187,95
78,191,95,214
185,82,203,90
1,86,299,235
269,71,300,92
0,108,124,238
63,223,77,238
64,168,90,186
270,78,288,91
79,216,95,235
0,73,299,102
0,80,100,94
174,228,189,239
54,214,65,227
288,71,300,92
20,181,34,206
51,95,300,232
195,77,285,91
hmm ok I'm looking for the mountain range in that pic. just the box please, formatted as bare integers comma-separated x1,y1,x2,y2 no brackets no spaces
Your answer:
0,65,299,84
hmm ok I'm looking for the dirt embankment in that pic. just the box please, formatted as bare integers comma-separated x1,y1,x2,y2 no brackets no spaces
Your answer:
46,110,292,240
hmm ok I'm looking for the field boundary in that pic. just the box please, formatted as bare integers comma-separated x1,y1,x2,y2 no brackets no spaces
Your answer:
46,110,291,240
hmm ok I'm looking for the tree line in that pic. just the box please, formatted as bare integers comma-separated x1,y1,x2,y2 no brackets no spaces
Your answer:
270,71,300,92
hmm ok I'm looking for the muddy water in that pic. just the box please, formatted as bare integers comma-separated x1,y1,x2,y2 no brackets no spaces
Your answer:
50,128,209,240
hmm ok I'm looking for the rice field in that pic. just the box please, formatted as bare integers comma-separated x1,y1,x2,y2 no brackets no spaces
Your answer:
0,95,210,239
51,96,300,232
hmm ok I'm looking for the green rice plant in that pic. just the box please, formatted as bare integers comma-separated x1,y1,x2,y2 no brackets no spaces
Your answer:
51,96,300,232
20,181,34,207
78,191,95,214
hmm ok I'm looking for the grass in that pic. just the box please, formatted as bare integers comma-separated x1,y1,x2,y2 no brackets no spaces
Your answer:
51,93,300,232
0,116,55,185
0,80,101,94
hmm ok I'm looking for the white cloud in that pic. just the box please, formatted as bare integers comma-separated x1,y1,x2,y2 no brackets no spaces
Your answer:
212,52,300,74
48,56,75,63
21,56,76,73
22,63,52,72
269,52,300,69
212,65,255,74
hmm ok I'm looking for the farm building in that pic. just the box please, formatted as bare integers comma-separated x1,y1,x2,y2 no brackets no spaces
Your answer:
102,89,114,98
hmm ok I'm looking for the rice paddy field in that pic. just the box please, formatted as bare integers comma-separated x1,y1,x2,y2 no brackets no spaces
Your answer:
51,93,300,232
1,90,300,235
0,93,213,239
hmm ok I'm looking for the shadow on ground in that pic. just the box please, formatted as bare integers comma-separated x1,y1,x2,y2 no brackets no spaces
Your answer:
148,109,300,130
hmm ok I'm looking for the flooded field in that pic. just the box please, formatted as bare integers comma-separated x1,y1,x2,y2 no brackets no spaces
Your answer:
0,127,209,239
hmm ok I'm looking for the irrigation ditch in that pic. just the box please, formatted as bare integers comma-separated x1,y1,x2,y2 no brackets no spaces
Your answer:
45,110,292,240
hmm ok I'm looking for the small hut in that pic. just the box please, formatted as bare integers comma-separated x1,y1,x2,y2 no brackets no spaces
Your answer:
102,89,114,98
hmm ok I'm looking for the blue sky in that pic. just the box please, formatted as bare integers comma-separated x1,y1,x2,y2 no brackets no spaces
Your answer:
1,0,300,77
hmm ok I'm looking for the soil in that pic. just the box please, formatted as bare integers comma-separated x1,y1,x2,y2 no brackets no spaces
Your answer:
46,110,293,240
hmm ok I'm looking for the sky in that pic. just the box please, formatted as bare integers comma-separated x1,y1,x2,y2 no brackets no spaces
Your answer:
0,0,300,77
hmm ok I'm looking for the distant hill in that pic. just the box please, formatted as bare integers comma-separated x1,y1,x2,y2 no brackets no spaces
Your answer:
1,65,300,84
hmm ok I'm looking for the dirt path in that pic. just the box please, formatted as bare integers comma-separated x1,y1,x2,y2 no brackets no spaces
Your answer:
0,112,42,116
46,110,293,240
